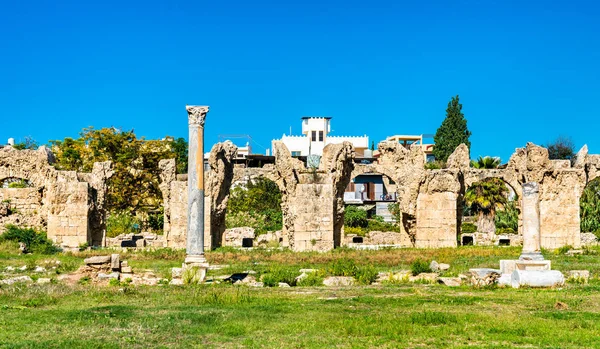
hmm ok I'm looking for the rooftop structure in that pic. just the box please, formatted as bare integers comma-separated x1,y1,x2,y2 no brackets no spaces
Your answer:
382,134,435,162
273,117,369,157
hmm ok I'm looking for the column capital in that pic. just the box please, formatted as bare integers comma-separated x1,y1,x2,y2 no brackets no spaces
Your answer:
186,105,209,127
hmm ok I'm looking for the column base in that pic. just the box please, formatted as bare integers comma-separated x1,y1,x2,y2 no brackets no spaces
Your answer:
183,254,209,284
519,252,544,261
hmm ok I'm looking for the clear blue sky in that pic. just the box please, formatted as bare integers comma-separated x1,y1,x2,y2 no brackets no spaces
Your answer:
1,0,599,162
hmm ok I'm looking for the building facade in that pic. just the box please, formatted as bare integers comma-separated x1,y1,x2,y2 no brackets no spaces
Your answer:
273,117,369,157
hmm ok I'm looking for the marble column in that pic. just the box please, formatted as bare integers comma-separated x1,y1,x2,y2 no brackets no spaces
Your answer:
519,182,544,261
184,105,210,276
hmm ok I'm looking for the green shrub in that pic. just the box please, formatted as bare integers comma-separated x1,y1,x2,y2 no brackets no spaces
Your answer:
226,178,283,235
344,226,365,236
496,227,516,235
106,212,141,238
557,245,573,255
297,270,325,287
261,267,298,287
410,259,431,276
344,206,368,228
146,210,164,233
354,265,378,285
328,258,357,277
366,219,401,233
495,200,519,233
0,225,58,254
108,278,121,286
461,222,477,234
425,161,445,170
8,180,29,188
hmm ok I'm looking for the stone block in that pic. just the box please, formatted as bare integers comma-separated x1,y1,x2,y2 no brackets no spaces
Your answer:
323,276,355,287
37,278,52,284
110,254,120,270
121,266,132,274
84,256,111,265
511,270,565,288
438,277,461,287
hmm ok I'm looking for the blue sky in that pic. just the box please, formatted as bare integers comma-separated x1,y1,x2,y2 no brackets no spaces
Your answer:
1,0,599,162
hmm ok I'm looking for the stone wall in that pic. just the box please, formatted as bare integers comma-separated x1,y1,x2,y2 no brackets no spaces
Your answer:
0,146,112,248
159,139,600,252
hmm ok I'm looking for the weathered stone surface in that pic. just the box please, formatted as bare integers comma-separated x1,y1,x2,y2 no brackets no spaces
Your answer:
278,282,291,288
84,256,111,265
169,279,184,285
37,278,52,284
97,272,120,280
323,276,355,286
446,144,470,169
171,267,183,279
121,266,132,274
110,254,120,270
438,277,462,287
34,266,46,273
580,233,598,246
222,227,255,247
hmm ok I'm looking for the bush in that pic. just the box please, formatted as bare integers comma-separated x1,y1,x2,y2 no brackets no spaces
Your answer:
328,258,357,277
461,222,477,234
354,265,378,285
261,267,298,287
366,219,401,233
344,226,365,236
8,180,28,188
146,210,164,233
106,212,141,238
344,206,368,228
410,259,432,276
496,227,516,235
0,225,58,254
495,200,519,233
425,161,445,170
297,270,325,286
226,178,283,234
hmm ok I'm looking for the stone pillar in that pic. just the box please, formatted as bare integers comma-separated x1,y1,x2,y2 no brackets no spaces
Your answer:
520,182,543,261
184,105,210,281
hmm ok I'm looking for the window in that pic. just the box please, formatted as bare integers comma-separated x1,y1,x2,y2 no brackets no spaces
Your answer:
319,131,323,142
311,131,317,142
291,151,301,157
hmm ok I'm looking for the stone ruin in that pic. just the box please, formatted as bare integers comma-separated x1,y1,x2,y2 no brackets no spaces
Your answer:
159,140,600,252
0,146,113,248
3,137,600,253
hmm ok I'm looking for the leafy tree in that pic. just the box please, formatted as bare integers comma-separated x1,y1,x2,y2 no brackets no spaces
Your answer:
344,205,368,228
50,127,181,215
226,177,283,234
580,178,600,237
170,137,188,174
433,95,471,162
464,178,508,234
495,200,519,234
471,156,501,169
13,136,38,150
546,136,575,160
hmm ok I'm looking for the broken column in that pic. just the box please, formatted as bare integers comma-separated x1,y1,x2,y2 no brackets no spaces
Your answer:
498,182,564,288
520,182,544,261
184,105,210,282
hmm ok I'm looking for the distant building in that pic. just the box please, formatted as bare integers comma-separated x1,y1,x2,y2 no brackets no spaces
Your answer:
381,134,435,162
273,117,369,157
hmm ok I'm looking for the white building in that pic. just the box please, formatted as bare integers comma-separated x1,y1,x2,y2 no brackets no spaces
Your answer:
273,117,369,157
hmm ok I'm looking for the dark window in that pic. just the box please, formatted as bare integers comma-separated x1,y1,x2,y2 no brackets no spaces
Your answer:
498,239,511,246
352,236,364,244
319,131,324,141
242,238,253,248
311,131,317,141
462,236,474,246
291,151,301,157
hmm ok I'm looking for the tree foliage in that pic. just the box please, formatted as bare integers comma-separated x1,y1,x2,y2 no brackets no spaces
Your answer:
495,200,519,234
464,178,508,234
50,127,183,214
433,95,471,162
226,178,283,234
13,136,38,150
546,136,575,160
344,205,368,228
581,178,600,235
471,156,501,169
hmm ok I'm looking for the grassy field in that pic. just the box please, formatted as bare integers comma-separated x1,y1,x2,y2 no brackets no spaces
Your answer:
2,243,600,348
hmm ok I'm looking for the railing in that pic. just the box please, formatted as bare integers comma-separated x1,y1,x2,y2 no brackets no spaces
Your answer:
343,192,397,202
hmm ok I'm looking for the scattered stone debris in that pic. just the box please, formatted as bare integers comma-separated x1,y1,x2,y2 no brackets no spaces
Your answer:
34,266,46,273
469,268,501,287
0,276,33,285
409,273,439,283
566,249,584,256
37,278,51,284
278,282,291,288
323,276,355,287
430,261,450,272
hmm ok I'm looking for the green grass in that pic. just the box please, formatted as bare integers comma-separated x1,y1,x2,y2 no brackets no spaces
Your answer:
2,245,600,347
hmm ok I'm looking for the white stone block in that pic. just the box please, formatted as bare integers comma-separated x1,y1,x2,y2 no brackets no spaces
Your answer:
511,270,564,289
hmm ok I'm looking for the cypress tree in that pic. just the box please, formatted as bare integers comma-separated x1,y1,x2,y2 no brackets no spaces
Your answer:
432,95,471,162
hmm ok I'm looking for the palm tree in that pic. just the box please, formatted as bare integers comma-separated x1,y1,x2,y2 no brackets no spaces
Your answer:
471,156,501,169
464,178,508,234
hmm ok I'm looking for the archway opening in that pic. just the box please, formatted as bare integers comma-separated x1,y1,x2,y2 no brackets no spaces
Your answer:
343,172,402,242
225,176,283,247
461,177,519,244
580,177,600,243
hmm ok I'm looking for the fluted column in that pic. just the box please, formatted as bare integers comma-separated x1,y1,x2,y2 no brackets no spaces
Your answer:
185,105,209,266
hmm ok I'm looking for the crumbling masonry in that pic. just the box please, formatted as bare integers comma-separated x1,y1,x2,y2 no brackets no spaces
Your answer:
159,140,600,252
